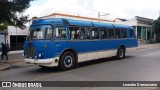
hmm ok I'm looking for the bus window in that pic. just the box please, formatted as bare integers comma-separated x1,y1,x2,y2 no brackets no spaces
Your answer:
121,29,127,38
69,26,80,40
81,27,90,39
91,28,99,39
115,28,121,39
130,29,135,38
108,28,114,39
34,28,44,39
29,25,53,40
55,28,67,39
99,28,108,39
46,27,53,39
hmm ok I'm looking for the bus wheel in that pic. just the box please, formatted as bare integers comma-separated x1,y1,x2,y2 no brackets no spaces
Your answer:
59,51,75,70
116,47,125,59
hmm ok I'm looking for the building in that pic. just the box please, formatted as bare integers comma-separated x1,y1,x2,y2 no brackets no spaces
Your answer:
7,26,29,50
0,26,29,51
115,16,155,44
31,13,114,23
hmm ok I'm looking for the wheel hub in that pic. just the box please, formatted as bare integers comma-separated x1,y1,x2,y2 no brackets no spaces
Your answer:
64,56,72,67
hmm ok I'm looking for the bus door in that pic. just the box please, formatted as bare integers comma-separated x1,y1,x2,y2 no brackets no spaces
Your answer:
54,27,69,57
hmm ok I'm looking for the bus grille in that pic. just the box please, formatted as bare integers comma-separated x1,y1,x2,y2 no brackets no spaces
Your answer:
25,47,36,58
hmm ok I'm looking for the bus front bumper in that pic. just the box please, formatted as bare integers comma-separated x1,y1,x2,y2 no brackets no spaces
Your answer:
25,57,59,67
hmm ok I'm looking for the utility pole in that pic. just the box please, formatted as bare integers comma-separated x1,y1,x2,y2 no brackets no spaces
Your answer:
16,22,17,50
98,12,110,22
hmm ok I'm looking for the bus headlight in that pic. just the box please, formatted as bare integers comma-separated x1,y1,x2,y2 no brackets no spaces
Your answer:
39,53,42,58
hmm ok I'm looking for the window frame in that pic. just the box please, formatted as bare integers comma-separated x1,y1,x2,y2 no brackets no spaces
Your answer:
54,27,68,40
69,25,81,40
99,27,108,39
91,27,99,39
121,28,127,39
29,25,53,40
107,28,115,39
130,29,135,38
115,28,122,39
80,26,91,40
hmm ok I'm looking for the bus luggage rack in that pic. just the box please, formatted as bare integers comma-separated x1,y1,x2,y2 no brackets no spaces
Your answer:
25,47,36,59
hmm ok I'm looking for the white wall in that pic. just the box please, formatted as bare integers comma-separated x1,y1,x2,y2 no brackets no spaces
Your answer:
0,34,5,49
0,34,5,43
7,26,29,47
8,26,29,36
115,18,153,27
114,19,137,26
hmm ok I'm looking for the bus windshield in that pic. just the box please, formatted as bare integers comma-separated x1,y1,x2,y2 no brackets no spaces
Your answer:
28,25,53,40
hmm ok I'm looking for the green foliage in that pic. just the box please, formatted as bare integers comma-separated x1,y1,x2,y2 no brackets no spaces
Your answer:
0,21,9,31
0,0,33,30
154,17,160,42
154,17,160,33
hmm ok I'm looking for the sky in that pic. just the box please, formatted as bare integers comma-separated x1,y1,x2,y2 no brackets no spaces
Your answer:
24,0,160,20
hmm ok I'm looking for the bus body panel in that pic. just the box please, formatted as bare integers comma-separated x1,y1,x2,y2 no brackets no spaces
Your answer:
24,40,55,59
54,40,69,57
68,39,137,53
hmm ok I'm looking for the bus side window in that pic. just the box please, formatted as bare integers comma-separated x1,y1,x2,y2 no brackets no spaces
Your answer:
81,27,90,39
130,29,135,38
99,28,108,39
115,28,121,39
55,28,67,39
69,26,80,40
121,29,127,38
108,28,114,39
91,28,99,39
46,27,53,39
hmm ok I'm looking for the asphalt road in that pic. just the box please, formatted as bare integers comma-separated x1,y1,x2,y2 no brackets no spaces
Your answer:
0,46,160,90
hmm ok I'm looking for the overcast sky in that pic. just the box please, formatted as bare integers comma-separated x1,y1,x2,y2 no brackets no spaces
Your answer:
24,0,160,20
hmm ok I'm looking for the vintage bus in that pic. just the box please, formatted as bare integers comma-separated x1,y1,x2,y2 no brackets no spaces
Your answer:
24,18,138,70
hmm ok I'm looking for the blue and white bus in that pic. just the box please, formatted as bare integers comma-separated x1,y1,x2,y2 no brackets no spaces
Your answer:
24,18,138,70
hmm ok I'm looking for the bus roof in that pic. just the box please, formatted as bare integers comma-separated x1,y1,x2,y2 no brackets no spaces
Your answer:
31,18,64,26
113,24,130,29
67,19,93,26
92,22,114,28
31,18,132,29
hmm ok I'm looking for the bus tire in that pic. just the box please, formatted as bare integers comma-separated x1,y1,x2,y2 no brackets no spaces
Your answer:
116,47,125,59
59,51,75,70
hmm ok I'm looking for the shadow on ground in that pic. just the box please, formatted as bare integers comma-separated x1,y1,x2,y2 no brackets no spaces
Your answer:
29,56,135,74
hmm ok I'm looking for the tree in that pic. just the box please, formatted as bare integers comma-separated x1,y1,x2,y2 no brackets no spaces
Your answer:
154,16,160,42
0,0,33,31
154,17,160,33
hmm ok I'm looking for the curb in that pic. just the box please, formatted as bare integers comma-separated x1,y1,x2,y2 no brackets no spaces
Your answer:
0,50,23,55
138,43,160,49
0,62,10,71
